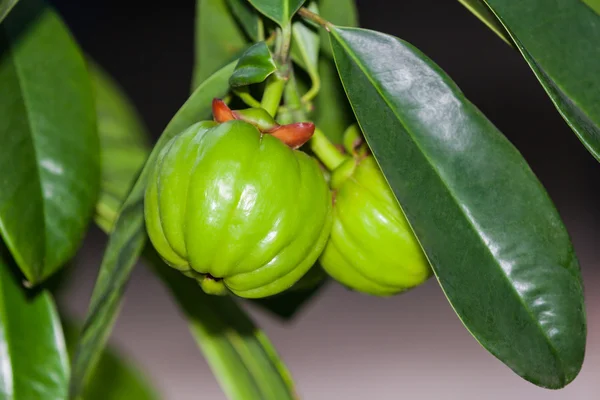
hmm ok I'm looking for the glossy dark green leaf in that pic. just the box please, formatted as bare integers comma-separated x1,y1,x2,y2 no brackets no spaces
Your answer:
456,0,511,44
144,247,296,400
63,319,159,400
229,41,276,87
89,62,151,234
226,0,262,41
70,61,236,399
193,0,248,89
0,0,18,23
0,253,69,399
0,0,99,285
248,0,306,26
460,0,600,162
330,26,586,389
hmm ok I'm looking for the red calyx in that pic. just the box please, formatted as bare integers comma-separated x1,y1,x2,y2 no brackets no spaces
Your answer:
211,98,315,149
212,98,236,122
266,122,315,150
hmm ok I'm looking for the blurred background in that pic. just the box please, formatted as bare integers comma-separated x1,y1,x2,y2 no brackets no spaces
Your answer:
49,0,600,399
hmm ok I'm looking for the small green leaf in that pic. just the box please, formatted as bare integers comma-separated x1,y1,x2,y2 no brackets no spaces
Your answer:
144,247,297,400
193,0,249,90
248,0,306,26
459,0,600,162
0,0,18,23
226,0,263,41
0,253,69,399
330,26,586,389
0,0,99,284
230,41,277,87
70,61,236,399
89,62,151,234
63,319,159,400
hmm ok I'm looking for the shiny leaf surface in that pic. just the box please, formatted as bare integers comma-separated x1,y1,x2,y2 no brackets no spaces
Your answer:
193,0,248,89
330,26,586,389
0,254,69,399
229,41,276,87
70,62,236,398
248,0,306,26
63,319,159,400
460,0,600,162
0,0,99,284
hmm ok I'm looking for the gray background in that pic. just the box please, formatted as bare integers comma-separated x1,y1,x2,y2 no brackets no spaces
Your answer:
51,0,600,398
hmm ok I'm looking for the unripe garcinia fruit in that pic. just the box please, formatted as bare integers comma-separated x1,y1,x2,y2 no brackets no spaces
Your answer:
319,129,432,297
144,100,332,298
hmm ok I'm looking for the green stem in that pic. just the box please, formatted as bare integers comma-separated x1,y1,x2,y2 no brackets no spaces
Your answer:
234,88,262,108
297,7,332,30
311,128,348,171
301,72,321,103
275,23,293,67
260,74,286,116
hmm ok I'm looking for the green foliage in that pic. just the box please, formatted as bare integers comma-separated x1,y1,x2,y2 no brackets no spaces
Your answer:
89,62,150,233
459,0,600,162
248,0,307,26
63,319,159,400
144,247,297,400
0,254,69,399
0,0,99,285
230,41,277,87
69,62,235,399
193,0,249,90
329,26,586,388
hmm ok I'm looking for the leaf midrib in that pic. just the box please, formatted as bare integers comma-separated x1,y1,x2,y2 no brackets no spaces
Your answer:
330,27,566,377
2,25,46,279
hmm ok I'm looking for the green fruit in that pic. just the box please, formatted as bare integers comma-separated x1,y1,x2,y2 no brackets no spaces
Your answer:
320,154,432,296
144,119,332,298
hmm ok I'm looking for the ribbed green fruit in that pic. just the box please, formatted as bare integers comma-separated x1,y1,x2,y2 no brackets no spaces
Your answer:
144,119,332,298
320,155,432,296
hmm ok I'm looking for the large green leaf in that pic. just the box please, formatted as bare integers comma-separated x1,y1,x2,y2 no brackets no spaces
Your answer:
0,0,18,24
69,62,236,399
63,319,159,400
89,62,151,233
330,26,586,389
248,0,306,26
144,248,296,400
0,0,99,284
0,253,69,399
459,0,600,162
193,0,249,90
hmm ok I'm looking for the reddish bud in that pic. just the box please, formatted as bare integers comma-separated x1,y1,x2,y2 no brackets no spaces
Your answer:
267,122,315,149
212,98,236,122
